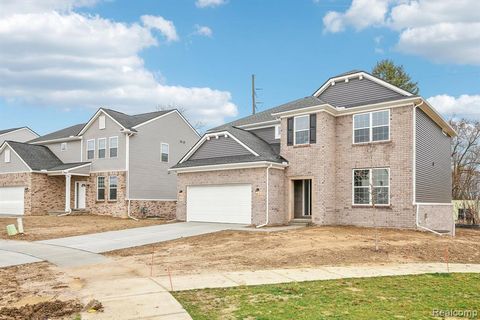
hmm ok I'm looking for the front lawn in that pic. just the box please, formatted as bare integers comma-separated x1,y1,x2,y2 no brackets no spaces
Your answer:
174,273,480,320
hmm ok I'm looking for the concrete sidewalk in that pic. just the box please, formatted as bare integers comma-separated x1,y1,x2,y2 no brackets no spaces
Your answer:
0,240,108,267
39,222,244,253
151,263,480,291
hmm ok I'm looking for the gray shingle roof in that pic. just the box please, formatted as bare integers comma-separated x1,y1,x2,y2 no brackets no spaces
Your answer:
29,123,85,143
172,126,287,169
6,141,63,170
210,96,326,131
0,128,23,135
48,162,90,171
102,109,172,129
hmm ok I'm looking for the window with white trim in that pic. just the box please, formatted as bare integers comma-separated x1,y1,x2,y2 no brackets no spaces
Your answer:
97,176,105,201
61,142,67,151
99,115,106,130
109,176,118,201
4,149,10,163
274,125,281,139
109,137,118,158
98,138,106,159
87,139,95,160
353,168,390,205
161,143,169,162
353,110,390,144
294,115,309,145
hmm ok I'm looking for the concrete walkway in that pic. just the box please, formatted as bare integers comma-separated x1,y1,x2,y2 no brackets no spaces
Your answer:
151,263,480,291
39,222,244,253
0,240,108,267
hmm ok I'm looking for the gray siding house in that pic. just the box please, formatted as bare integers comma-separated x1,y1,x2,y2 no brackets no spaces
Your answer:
0,108,199,217
0,127,38,145
172,71,455,234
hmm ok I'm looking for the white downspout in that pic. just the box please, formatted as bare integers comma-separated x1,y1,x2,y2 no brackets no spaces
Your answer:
257,164,272,228
125,132,138,221
412,100,443,236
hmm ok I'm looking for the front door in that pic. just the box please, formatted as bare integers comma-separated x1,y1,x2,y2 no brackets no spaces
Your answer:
75,182,87,209
293,179,312,218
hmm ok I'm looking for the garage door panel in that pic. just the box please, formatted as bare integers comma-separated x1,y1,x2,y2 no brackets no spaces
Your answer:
187,184,251,224
0,187,25,215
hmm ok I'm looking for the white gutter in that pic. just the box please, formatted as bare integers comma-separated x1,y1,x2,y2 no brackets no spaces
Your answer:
257,164,272,228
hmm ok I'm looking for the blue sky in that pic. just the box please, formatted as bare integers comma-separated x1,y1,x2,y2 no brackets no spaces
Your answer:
1,0,479,135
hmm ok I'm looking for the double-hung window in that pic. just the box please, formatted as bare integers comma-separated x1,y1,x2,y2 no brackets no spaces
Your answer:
87,139,95,160
109,176,118,201
109,137,118,158
353,110,390,143
97,176,105,201
294,115,310,145
161,143,169,162
98,138,106,159
353,168,390,205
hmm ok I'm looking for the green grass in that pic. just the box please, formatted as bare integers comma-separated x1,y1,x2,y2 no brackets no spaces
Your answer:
173,273,480,320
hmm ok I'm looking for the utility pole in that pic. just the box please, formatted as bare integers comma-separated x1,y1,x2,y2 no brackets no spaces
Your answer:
251,74,256,114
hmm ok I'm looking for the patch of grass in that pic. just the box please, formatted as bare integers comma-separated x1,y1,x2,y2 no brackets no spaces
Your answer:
173,273,480,320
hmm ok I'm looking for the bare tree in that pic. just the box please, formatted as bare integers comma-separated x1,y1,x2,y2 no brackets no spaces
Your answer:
155,104,206,132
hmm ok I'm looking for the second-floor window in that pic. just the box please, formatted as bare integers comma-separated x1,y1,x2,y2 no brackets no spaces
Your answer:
98,138,106,159
353,110,390,144
61,142,67,151
87,139,95,160
294,115,310,145
4,149,10,163
109,137,118,158
161,143,169,162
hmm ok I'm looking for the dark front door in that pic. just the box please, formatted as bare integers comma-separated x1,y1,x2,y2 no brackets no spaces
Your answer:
293,179,312,218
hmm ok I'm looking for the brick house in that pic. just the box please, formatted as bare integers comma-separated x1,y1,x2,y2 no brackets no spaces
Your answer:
171,71,455,234
0,108,199,218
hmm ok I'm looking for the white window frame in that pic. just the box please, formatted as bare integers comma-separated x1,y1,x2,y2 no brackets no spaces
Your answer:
61,142,67,152
274,124,281,139
97,176,106,201
99,115,106,130
161,143,169,162
109,176,118,201
352,168,390,206
4,149,10,163
293,115,310,145
109,136,118,158
98,138,106,159
353,109,390,144
86,139,95,160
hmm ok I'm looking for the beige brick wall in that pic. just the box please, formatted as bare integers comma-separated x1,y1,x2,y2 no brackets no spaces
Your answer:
280,112,337,224
83,171,128,218
334,105,415,228
0,172,32,215
129,200,176,219
417,204,455,235
176,167,286,225
30,174,65,215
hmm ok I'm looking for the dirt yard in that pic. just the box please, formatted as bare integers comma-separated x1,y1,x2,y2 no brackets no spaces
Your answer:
108,226,480,275
0,215,170,241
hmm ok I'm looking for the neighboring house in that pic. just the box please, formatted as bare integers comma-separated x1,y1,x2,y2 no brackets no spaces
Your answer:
0,127,38,145
172,71,455,234
0,108,199,217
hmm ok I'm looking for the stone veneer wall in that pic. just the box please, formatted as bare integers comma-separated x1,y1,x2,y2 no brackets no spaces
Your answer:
334,105,416,228
129,200,176,219
176,167,286,226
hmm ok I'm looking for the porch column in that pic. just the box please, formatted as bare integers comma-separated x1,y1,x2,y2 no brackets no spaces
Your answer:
65,173,72,213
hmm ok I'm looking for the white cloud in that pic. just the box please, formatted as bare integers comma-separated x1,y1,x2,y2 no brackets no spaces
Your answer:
195,0,227,8
141,15,179,42
428,94,480,118
323,0,390,33
322,0,480,65
0,0,100,16
0,1,237,127
194,24,213,37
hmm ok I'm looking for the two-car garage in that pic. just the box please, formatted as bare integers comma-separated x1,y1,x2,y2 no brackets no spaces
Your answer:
186,184,252,224
0,187,25,215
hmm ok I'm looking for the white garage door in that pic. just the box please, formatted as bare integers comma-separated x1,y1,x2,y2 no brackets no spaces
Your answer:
187,184,252,224
0,187,25,215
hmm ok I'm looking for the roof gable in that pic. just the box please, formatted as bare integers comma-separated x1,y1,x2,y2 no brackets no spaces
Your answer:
29,123,85,143
4,141,63,171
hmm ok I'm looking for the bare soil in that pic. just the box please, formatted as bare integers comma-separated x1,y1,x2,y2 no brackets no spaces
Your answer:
107,226,480,275
0,262,85,319
0,215,170,241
